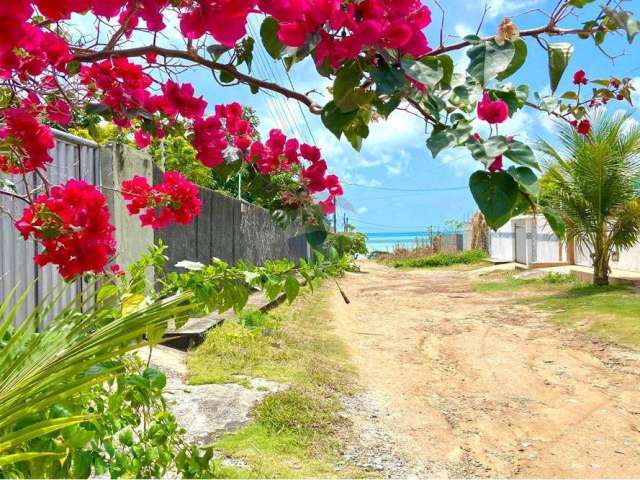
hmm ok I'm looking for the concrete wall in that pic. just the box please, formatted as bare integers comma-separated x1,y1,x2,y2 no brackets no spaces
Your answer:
575,238,640,273
531,216,566,264
101,144,155,269
154,166,309,270
489,215,567,265
489,222,515,261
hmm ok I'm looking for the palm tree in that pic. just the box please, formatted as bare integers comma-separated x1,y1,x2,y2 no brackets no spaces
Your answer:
538,110,640,286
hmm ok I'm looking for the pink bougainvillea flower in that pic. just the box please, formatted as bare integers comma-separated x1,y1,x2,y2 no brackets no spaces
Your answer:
575,119,591,135
46,99,72,125
15,179,116,279
573,70,588,85
477,92,509,124
134,129,152,148
488,155,503,173
319,195,336,214
121,171,202,229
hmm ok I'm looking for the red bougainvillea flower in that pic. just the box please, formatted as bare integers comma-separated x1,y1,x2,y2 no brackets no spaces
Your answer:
180,0,256,46
15,179,116,279
0,105,54,173
46,99,72,125
488,155,503,173
121,171,202,229
572,119,591,136
573,70,588,85
318,195,337,214
477,92,509,124
134,129,152,148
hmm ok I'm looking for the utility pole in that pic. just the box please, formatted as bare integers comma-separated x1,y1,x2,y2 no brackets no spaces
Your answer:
237,171,242,200
333,197,337,233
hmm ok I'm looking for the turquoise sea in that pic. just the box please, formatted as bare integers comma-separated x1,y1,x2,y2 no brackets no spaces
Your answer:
364,230,463,253
365,231,430,252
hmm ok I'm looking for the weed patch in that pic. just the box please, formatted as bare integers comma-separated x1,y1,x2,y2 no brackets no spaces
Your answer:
390,249,487,269
187,287,362,477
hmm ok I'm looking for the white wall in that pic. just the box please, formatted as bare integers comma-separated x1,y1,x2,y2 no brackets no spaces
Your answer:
489,222,514,261
532,216,566,264
612,243,640,272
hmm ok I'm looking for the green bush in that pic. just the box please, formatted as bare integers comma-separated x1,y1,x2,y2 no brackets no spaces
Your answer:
323,232,368,258
393,249,487,268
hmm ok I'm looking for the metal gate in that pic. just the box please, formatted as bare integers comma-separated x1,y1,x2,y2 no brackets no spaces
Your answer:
514,223,527,264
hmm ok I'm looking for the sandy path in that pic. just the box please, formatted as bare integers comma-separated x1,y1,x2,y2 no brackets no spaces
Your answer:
331,261,640,478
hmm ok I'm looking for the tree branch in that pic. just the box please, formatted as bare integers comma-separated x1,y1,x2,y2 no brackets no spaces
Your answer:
428,24,606,56
73,46,324,115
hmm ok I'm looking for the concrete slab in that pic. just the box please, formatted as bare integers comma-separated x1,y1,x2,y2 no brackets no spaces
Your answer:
137,345,286,445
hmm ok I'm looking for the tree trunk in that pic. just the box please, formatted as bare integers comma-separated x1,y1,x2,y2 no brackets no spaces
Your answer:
592,251,610,286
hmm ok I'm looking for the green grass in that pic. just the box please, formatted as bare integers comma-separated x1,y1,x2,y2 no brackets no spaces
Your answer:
541,284,640,349
475,272,640,349
391,249,487,269
187,288,364,478
474,272,576,292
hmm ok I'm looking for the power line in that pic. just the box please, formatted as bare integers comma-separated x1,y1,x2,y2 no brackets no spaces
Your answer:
343,182,468,192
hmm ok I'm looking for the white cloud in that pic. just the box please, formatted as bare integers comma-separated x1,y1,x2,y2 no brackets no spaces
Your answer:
357,207,369,215
631,77,640,106
484,0,542,20
312,108,424,179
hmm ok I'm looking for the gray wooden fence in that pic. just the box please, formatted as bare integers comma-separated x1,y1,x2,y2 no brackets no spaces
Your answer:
1,133,310,326
0,130,100,325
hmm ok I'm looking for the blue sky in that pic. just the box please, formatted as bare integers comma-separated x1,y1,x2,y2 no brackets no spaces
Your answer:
74,0,640,233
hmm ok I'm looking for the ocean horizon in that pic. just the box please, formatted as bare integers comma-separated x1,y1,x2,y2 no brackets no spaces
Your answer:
364,231,431,252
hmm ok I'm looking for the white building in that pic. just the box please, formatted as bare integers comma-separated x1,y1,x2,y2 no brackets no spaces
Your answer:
488,215,567,267
486,214,640,273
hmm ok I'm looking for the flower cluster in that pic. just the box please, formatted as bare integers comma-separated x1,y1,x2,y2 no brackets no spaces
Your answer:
80,57,154,128
0,103,55,174
192,102,255,167
248,129,343,213
14,179,116,279
121,171,202,229
0,2,72,79
264,0,432,69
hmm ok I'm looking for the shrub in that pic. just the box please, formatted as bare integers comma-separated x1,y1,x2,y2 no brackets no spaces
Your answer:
323,232,368,258
393,249,487,268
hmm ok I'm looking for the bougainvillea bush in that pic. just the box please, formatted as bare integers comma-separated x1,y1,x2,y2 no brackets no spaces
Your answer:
0,0,638,279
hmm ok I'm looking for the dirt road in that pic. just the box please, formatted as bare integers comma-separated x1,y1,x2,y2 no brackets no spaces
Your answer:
330,261,640,478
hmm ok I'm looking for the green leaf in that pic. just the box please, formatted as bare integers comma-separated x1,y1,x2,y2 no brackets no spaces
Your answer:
260,17,284,59
467,135,509,165
207,44,232,60
284,275,300,304
603,7,640,43
504,140,540,170
0,452,64,467
570,0,595,6
370,60,406,95
542,206,566,240
321,101,358,140
96,284,118,304
427,121,473,158
67,60,81,76
467,40,516,86
496,39,527,80
469,171,520,229
401,56,443,89
547,42,574,93
306,230,328,247
333,62,368,112
507,166,539,194
143,367,167,391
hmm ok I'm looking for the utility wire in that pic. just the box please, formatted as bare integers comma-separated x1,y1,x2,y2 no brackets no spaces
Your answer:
343,182,468,192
